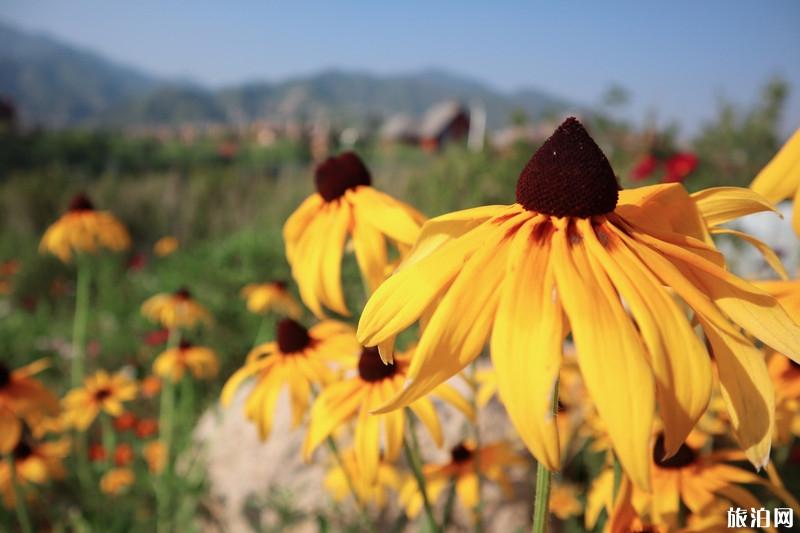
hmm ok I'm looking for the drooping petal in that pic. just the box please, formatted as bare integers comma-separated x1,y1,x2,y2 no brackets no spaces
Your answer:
749,128,800,204
691,187,780,227
617,183,709,241
490,217,562,470
409,398,443,447
351,209,389,292
354,386,382,482
317,201,351,315
303,379,368,459
284,194,324,262
710,227,788,280
349,187,421,246
291,207,331,317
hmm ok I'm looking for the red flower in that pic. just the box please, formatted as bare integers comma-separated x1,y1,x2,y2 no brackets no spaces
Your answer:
89,443,107,462
127,252,148,272
631,154,658,181
136,418,158,438
144,329,170,346
663,152,698,183
114,443,135,466
114,412,138,432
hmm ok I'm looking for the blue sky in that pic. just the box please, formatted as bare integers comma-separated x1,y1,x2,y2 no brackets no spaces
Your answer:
2,1,799,134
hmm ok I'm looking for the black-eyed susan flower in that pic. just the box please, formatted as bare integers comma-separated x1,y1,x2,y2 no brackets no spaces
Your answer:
153,340,219,383
62,370,138,430
358,118,800,489
324,448,401,508
303,346,472,482
0,360,58,453
0,437,70,507
141,288,211,330
99,467,134,495
40,193,130,262
241,281,302,318
750,128,800,236
399,441,523,519
283,152,424,317
153,236,179,257
221,318,359,439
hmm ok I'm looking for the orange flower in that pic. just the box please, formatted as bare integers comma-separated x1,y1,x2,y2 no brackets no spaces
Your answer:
113,412,138,432
99,468,134,495
143,440,167,474
136,418,158,438
114,443,134,466
140,376,162,398
0,359,59,453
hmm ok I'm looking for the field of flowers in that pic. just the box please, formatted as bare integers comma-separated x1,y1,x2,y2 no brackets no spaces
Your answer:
2,107,800,533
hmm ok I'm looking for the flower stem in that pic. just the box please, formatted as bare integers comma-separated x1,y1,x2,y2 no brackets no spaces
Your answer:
157,327,179,533
71,256,91,388
403,411,440,533
531,382,559,533
324,435,373,529
100,413,116,468
469,361,484,533
6,455,32,533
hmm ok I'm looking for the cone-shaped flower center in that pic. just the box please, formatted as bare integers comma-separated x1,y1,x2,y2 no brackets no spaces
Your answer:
174,287,192,301
273,280,288,291
12,440,33,460
516,117,619,217
0,363,10,388
357,347,397,382
652,434,697,469
94,387,113,401
314,151,372,202
68,193,95,212
450,443,473,464
276,318,312,353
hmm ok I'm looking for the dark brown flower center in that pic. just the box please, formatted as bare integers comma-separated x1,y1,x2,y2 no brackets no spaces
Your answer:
557,400,567,413
178,339,193,350
652,434,697,469
516,117,619,217
68,193,95,212
450,443,473,464
94,387,113,402
0,363,10,388
314,151,372,202
357,347,397,382
12,440,33,460
276,318,312,353
174,287,192,301
273,280,288,291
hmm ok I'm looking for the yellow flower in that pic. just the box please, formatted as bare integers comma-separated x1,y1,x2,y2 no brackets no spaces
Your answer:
755,278,800,323
221,318,359,439
283,151,424,317
153,236,179,257
153,340,219,383
358,118,800,490
0,359,59,453
99,467,135,495
303,346,472,482
0,437,70,508
549,482,583,520
141,288,211,329
39,193,130,262
62,370,138,430
143,440,167,474
750,128,800,236
240,281,301,318
399,441,522,518
324,448,400,508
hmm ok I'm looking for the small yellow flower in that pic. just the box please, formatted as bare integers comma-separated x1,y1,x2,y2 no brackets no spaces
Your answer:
0,359,59,453
399,441,523,518
221,318,360,440
143,440,167,474
62,370,138,430
40,193,130,262
0,437,70,508
240,281,302,318
153,340,218,383
549,482,583,520
141,288,211,329
99,467,135,495
283,151,424,317
750,128,800,236
153,236,179,257
324,448,400,508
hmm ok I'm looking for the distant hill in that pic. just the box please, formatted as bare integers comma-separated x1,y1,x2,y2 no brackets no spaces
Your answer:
0,21,577,129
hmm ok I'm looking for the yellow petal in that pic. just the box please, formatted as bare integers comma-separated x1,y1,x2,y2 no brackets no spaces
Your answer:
431,382,474,422
354,388,381,482
317,201,351,315
303,380,367,459
351,212,389,292
750,128,800,204
408,398,443,447
691,186,780,227
284,194,324,263
455,472,479,510
711,227,788,280
348,187,421,246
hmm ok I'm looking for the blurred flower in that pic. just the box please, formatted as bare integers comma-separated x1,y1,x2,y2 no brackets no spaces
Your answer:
240,281,301,318
135,418,158,438
153,236,179,257
99,467,134,495
113,443,134,467
88,442,106,462
750,128,800,236
0,359,59,453
549,482,583,520
39,193,131,262
400,441,522,518
324,448,400,508
153,340,218,383
144,329,170,346
62,370,138,430
357,117,800,489
139,376,162,398
0,259,19,295
141,288,211,329
0,437,70,507
222,318,359,439
662,152,698,183
143,440,167,474
283,151,424,317
304,346,472,482
631,154,658,181
127,252,148,271
113,412,138,432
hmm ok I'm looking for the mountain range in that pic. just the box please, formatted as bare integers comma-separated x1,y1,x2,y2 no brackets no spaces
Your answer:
0,20,576,129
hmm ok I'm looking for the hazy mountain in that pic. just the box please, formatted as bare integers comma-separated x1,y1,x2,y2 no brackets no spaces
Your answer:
0,21,576,129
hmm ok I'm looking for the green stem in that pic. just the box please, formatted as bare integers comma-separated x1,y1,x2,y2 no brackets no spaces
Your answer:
6,455,33,533
157,327,180,533
71,257,91,388
403,411,440,533
531,382,559,533
253,315,271,345
612,454,623,502
324,436,373,529
100,414,116,468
